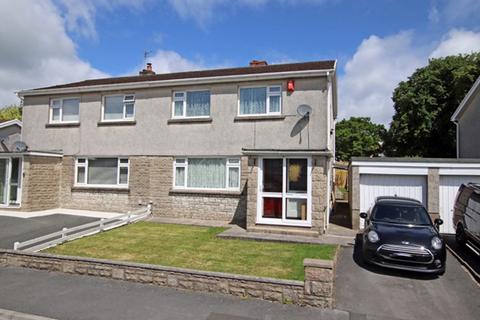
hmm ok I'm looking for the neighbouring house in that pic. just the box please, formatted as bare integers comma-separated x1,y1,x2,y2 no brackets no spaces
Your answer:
451,75,480,158
0,119,23,207
14,60,338,236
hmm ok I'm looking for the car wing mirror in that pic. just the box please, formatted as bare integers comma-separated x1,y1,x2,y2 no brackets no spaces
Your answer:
434,218,443,227
360,212,368,219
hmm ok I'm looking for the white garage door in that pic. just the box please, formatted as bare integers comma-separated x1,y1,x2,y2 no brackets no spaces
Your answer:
359,174,427,228
439,175,480,234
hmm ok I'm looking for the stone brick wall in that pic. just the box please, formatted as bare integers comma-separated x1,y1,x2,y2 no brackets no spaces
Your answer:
21,155,62,211
59,156,248,223
0,249,335,308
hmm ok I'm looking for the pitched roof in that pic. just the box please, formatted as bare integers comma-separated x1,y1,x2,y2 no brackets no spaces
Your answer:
34,60,336,91
451,75,480,122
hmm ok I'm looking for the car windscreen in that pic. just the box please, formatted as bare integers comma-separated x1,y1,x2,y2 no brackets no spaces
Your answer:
372,203,432,225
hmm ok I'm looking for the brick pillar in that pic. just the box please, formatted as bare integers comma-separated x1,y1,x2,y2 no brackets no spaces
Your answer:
303,258,335,308
427,168,440,221
349,165,360,229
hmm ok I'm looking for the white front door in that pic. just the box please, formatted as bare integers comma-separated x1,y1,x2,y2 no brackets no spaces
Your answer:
0,157,22,207
257,157,312,227
439,175,480,234
359,174,427,228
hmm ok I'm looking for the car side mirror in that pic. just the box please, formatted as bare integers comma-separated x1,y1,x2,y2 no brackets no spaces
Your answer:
360,212,368,219
434,218,443,226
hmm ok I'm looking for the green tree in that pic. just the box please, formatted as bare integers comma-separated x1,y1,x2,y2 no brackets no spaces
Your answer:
335,117,386,161
384,53,480,157
0,105,22,122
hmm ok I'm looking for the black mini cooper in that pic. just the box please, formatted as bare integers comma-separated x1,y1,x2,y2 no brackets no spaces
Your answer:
360,196,446,275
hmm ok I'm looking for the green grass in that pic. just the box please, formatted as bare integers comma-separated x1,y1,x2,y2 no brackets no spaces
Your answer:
45,222,336,280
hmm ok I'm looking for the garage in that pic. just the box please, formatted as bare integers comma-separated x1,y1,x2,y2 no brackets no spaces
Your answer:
359,174,427,228
349,158,480,230
439,175,480,234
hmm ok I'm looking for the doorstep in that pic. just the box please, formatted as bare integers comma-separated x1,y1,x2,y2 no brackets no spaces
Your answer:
218,225,354,246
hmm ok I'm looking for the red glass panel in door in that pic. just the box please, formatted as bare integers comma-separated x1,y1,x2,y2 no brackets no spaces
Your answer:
263,197,282,218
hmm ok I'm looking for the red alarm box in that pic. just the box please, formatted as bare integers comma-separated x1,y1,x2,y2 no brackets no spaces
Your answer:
287,79,295,92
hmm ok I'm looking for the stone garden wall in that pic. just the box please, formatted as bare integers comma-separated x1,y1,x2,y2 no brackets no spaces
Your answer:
0,249,336,308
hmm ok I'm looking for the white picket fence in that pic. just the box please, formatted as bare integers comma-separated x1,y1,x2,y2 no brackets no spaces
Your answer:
14,204,152,252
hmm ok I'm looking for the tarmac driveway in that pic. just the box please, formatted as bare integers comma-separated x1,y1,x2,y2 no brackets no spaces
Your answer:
0,214,98,249
335,240,480,320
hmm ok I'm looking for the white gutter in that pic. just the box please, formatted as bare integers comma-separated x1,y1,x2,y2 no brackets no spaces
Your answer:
17,69,335,97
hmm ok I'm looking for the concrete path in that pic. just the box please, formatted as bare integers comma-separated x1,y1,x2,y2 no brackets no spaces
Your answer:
0,267,350,320
0,208,123,219
0,214,98,249
335,245,480,320
217,225,355,246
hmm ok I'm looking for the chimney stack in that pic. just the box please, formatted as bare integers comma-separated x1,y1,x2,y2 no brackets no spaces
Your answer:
139,62,156,76
249,60,268,67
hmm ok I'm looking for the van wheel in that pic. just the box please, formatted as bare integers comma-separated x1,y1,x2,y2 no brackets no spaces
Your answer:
456,225,467,246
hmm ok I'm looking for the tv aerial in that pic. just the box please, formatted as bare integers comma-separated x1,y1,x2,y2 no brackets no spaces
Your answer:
297,104,312,118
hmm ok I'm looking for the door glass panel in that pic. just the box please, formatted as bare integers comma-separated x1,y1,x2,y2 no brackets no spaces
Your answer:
263,159,283,192
262,197,282,219
287,159,307,193
9,158,20,204
286,198,307,220
0,159,7,205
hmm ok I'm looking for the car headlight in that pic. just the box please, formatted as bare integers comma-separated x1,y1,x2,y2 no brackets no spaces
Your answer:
367,230,380,243
431,236,443,250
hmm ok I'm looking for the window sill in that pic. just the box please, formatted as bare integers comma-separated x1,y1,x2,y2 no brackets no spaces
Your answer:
167,117,213,124
97,120,136,126
72,186,130,193
234,115,286,122
45,122,80,128
169,188,242,196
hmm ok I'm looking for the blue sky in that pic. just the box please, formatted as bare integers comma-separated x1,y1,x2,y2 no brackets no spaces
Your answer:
1,0,480,124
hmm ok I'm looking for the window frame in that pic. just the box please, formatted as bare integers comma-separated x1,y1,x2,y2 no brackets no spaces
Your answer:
101,94,136,122
49,97,80,124
173,157,241,191
74,157,129,188
237,85,282,116
256,157,312,227
171,90,211,119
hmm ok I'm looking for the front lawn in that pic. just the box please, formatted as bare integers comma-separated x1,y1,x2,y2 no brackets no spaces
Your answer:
46,222,336,281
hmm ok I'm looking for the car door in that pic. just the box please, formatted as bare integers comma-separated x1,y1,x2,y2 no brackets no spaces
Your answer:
466,193,480,242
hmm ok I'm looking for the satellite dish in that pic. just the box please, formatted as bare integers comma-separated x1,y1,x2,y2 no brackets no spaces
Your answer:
13,141,28,152
297,104,312,117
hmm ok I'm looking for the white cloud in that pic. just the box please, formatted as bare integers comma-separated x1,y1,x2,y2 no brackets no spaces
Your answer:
0,0,107,106
141,50,205,74
430,29,480,58
340,29,480,125
167,0,332,26
54,0,149,39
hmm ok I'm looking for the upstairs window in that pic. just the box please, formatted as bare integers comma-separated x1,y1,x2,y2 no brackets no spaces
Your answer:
50,98,80,123
239,85,281,115
75,158,129,187
173,90,210,118
103,95,135,121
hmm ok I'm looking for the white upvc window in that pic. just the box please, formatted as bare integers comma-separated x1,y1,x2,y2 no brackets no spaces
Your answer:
172,90,211,118
173,157,241,190
102,95,135,121
238,85,281,116
75,157,129,187
50,97,80,123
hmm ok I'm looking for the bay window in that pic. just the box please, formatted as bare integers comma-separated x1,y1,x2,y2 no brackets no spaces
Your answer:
103,95,135,121
174,158,240,190
75,158,129,187
239,85,281,115
50,98,80,123
172,90,210,118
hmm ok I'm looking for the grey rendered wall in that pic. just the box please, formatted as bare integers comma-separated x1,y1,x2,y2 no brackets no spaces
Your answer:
0,125,21,151
458,93,480,158
21,78,329,156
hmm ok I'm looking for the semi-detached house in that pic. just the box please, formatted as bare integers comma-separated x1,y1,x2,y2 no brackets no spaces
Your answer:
12,60,338,236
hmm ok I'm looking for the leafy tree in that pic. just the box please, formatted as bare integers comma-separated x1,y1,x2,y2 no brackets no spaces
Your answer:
0,105,22,122
335,117,386,161
384,53,480,157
